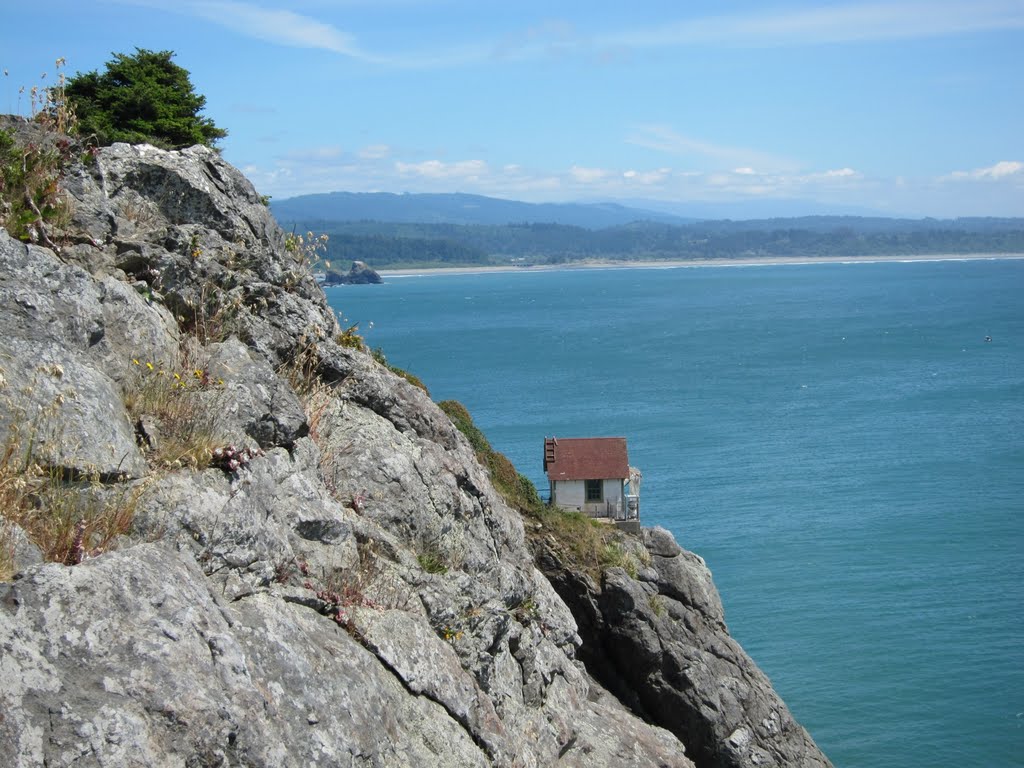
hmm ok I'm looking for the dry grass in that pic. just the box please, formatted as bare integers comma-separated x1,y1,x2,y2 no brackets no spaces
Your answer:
312,540,413,628
0,526,16,582
0,376,141,574
525,506,644,581
0,59,78,250
278,335,344,493
6,469,141,566
121,349,225,469
180,282,246,345
279,334,328,403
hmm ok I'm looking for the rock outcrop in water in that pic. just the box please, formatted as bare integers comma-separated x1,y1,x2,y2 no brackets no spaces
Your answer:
323,260,383,285
0,125,831,768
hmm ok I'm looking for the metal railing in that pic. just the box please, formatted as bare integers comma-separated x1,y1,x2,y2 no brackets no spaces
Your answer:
577,496,640,521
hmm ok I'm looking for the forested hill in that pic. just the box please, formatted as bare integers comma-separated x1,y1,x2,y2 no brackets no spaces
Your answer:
275,215,1024,270
271,191,693,229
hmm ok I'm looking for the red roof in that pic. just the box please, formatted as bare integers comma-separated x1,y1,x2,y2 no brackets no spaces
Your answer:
544,437,629,481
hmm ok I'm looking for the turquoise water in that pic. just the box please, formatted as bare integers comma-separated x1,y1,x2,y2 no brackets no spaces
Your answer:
327,259,1024,768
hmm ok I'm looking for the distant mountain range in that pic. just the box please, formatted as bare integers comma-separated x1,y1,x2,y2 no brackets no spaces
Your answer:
271,190,921,229
609,197,900,221
271,191,695,229
271,191,1024,270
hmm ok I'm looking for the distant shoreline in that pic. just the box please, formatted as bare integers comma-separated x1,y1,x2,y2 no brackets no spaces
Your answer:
377,253,1024,277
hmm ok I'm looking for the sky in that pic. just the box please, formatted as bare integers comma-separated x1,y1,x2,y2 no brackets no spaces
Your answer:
2,0,1023,218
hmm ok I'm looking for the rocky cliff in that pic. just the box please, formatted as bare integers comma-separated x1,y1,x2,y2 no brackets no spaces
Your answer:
0,125,832,768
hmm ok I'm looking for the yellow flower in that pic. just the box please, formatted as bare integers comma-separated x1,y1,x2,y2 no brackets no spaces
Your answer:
145,362,154,371
132,359,140,366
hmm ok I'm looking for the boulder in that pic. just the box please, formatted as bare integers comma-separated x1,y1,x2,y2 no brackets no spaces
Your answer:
535,527,832,768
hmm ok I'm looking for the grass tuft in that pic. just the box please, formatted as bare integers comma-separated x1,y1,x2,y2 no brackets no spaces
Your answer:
1,373,141,575
121,352,225,469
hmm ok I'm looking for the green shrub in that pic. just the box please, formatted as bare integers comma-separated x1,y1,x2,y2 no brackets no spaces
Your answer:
600,541,639,578
439,400,491,454
336,323,364,350
417,551,448,575
66,48,226,149
371,348,430,395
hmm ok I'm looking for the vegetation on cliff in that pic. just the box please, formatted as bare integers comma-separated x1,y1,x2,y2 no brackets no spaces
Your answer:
66,48,227,149
438,399,647,581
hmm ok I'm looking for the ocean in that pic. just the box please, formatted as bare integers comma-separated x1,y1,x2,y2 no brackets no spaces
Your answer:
325,258,1024,768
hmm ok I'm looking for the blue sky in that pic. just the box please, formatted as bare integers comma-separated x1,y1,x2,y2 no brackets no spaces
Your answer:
3,1,1023,217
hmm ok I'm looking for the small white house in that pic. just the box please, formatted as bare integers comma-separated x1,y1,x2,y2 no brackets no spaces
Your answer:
543,437,639,520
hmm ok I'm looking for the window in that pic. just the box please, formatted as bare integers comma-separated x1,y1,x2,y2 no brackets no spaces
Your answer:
585,479,603,503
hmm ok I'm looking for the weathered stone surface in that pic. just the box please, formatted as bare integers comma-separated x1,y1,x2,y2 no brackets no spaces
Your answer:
644,526,726,627
561,686,693,768
536,528,832,768
0,521,42,576
0,546,490,767
0,238,142,478
0,133,828,768
319,342,465,448
62,141,339,369
206,337,307,448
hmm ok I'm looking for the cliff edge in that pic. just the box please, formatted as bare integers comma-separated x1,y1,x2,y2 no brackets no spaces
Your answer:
0,125,831,768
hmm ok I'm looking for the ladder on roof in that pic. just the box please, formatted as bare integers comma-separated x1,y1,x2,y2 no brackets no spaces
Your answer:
543,437,556,468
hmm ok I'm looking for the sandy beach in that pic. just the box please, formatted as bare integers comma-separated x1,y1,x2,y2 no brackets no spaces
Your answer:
377,253,1024,277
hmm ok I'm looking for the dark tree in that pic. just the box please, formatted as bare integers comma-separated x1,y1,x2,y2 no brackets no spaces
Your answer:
66,48,227,149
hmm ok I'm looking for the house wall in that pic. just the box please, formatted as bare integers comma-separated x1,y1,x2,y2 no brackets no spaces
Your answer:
552,479,585,509
551,479,624,514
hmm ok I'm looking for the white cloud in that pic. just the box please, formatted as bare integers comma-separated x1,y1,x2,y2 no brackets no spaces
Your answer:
182,1,362,56
395,159,488,180
627,124,795,172
235,138,1019,216
358,144,391,160
569,165,610,184
623,168,671,185
949,160,1024,180
280,145,345,161
604,1,1024,49
119,0,483,68
118,0,1024,74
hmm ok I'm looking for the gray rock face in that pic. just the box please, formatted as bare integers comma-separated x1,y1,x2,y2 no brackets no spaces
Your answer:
206,338,307,448
61,141,339,369
0,546,491,768
0,231,161,478
0,132,827,767
535,527,832,768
